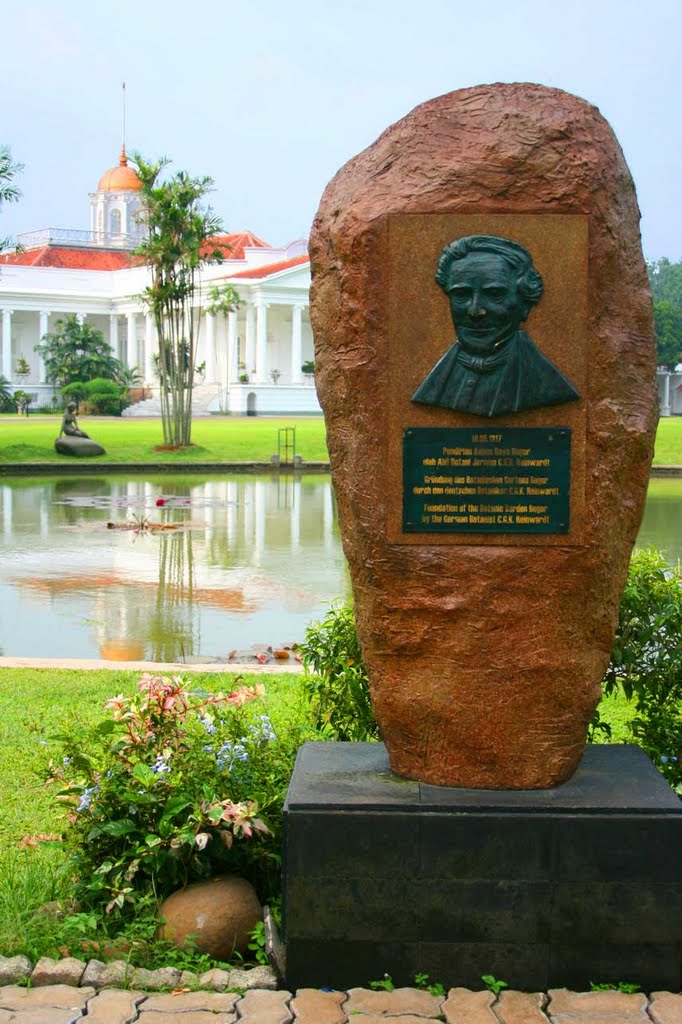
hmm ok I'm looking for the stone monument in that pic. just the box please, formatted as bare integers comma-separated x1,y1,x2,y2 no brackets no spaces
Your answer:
309,82,658,789
283,84,679,993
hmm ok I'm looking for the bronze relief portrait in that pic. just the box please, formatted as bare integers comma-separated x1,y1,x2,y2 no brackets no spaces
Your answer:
412,235,580,418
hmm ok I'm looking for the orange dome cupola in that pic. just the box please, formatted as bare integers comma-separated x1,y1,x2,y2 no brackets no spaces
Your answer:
97,146,142,192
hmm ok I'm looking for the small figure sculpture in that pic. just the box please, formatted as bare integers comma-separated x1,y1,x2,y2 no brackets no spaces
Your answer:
59,402,90,439
412,235,580,418
54,402,105,457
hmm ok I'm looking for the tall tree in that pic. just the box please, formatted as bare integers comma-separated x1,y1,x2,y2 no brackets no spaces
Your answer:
34,314,123,387
654,300,682,371
648,259,682,369
133,155,224,447
648,258,682,308
0,145,23,249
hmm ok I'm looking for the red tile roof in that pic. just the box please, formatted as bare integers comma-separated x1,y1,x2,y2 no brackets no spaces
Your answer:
0,232,282,273
203,232,271,261
228,253,310,280
1,246,135,270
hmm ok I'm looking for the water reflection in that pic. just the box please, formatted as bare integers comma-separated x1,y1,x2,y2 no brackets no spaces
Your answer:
0,474,346,661
1,473,679,662
636,478,682,565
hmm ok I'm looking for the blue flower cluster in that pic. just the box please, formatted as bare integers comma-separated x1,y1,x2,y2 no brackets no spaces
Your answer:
216,741,249,771
151,755,171,775
77,784,99,813
198,713,217,735
249,715,276,743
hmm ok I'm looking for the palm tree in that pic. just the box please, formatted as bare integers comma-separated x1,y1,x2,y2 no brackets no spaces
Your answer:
0,374,12,410
0,146,23,250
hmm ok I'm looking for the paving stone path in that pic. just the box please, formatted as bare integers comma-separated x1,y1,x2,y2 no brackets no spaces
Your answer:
0,984,680,1023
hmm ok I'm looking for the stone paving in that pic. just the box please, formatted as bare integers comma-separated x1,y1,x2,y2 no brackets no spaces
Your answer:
0,983,680,1022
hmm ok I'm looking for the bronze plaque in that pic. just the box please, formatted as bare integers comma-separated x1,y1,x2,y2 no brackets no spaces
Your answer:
403,426,571,534
386,213,588,546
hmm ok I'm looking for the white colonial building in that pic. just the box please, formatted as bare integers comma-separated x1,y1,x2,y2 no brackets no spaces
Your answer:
0,148,319,416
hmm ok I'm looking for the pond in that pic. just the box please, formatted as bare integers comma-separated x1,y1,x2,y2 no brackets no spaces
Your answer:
0,473,679,662
0,473,346,663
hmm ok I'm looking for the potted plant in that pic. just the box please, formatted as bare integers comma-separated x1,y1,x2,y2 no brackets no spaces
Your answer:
301,360,315,376
13,389,31,415
15,356,30,382
270,369,281,385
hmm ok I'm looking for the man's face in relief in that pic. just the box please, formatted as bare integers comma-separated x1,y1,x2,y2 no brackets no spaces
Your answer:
445,252,530,355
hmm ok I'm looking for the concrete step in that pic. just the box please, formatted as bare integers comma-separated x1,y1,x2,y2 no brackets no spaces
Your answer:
123,384,221,418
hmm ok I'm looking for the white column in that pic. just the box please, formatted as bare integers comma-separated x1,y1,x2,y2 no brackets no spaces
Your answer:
226,481,237,544
290,477,301,554
254,479,265,565
255,302,268,383
40,495,49,540
126,313,137,369
291,304,303,383
144,314,155,382
205,313,216,383
2,486,13,540
227,310,238,384
38,311,49,383
1,310,13,380
109,313,120,362
244,480,254,553
323,482,334,550
245,303,256,376
662,372,672,417
204,481,215,541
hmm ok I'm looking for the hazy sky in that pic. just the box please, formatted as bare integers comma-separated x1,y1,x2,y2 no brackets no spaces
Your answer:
2,0,680,259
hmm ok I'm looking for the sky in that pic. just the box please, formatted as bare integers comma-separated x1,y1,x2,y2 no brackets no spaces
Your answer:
2,0,681,260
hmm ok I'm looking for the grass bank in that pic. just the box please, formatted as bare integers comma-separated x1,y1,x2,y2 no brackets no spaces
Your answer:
0,664,643,966
0,666,311,966
0,665,635,855
650,416,682,465
0,667,305,847
1,415,681,466
0,416,329,465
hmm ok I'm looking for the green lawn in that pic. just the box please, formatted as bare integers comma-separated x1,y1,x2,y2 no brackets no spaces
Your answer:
1,413,681,465
651,416,682,465
0,664,645,965
0,666,635,852
0,416,329,464
0,667,306,848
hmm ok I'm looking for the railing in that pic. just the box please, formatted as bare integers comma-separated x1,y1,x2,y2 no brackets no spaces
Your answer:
14,227,145,250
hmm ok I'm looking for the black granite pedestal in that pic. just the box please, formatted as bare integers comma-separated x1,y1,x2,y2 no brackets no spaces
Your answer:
282,742,681,991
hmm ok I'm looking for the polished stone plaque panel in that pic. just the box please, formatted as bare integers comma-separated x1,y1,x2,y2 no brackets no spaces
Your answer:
403,426,571,534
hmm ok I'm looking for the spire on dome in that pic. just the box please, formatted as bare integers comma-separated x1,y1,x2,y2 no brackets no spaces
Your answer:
97,146,142,192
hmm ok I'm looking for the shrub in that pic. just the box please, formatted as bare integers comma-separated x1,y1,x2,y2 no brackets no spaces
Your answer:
61,381,88,411
300,602,378,742
85,393,122,415
601,548,682,790
43,674,297,917
82,378,123,415
84,378,121,398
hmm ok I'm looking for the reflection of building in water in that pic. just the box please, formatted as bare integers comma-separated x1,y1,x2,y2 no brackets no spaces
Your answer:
1,475,344,660
0,151,318,418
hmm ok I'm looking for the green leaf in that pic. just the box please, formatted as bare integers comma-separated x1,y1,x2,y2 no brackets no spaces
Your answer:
132,762,156,788
98,819,137,837
93,720,117,736
160,796,192,829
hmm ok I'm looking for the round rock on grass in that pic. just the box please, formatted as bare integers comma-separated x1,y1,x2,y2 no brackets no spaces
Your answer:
157,876,262,960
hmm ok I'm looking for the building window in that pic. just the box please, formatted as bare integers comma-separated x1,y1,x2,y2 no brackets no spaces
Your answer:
110,209,122,235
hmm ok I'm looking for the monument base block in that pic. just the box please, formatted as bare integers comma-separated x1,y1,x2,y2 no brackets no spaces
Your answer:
282,743,681,992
